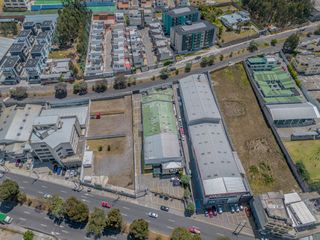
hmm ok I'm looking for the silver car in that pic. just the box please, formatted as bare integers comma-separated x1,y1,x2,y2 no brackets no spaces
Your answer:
148,212,158,218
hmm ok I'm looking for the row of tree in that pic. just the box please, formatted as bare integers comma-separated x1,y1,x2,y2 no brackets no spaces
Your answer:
0,22,18,37
242,0,314,27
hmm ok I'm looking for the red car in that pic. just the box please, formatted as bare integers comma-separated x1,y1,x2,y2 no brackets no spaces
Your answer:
188,226,201,234
208,209,213,218
245,207,251,217
101,201,112,208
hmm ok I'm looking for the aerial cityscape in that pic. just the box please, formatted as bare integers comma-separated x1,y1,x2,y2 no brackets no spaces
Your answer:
0,0,320,240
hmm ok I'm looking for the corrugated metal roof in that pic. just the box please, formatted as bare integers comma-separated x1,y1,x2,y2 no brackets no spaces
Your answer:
267,102,320,121
289,201,316,226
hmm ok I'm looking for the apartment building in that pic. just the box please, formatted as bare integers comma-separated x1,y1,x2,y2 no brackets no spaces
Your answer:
3,0,29,10
162,6,200,35
170,20,215,53
154,0,168,8
292,54,320,75
175,0,188,7
129,10,143,27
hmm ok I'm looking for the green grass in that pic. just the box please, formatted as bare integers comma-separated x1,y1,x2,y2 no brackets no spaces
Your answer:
142,88,176,137
285,140,320,183
34,0,61,4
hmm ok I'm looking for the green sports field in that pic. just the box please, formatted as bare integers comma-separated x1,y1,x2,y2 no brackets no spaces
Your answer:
142,88,176,137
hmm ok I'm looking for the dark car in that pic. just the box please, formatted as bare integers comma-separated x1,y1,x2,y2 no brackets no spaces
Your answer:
160,205,169,212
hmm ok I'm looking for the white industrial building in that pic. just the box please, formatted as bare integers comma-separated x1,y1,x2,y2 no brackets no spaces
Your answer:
179,74,251,207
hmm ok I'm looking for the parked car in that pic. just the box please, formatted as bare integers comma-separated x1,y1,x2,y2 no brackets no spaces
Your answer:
239,204,244,211
208,209,214,218
87,188,91,193
217,206,223,214
44,193,52,199
235,204,240,213
65,170,70,179
15,160,20,167
70,170,75,177
188,226,200,234
101,201,112,208
212,206,217,216
230,205,235,213
204,210,208,217
148,212,158,218
160,205,169,212
245,207,251,217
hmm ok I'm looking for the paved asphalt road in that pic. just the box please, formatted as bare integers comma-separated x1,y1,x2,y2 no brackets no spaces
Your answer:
0,172,256,240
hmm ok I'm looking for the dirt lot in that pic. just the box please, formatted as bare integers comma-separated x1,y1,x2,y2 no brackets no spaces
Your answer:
211,64,300,194
87,97,134,189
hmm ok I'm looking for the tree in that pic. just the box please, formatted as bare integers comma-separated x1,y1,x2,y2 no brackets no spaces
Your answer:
17,192,27,204
175,69,179,75
93,80,107,93
247,41,258,52
73,80,87,95
283,33,300,53
23,230,34,240
129,219,149,240
180,175,190,188
48,195,65,220
219,55,224,61
200,57,208,68
315,25,320,35
0,179,19,202
87,208,106,238
10,87,27,100
106,208,123,230
185,63,192,73
64,196,89,223
208,55,215,66
113,74,127,89
183,188,191,199
55,82,67,99
185,202,195,216
160,68,169,80
270,39,278,46
171,227,193,240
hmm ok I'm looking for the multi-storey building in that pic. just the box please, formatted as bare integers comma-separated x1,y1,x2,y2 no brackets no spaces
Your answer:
170,20,215,53
1,56,23,84
292,54,320,75
153,0,168,8
3,0,29,10
162,6,200,35
246,56,278,71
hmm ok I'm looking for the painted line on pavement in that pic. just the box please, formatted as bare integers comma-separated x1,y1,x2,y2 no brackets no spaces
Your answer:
166,226,174,230
23,180,28,183
61,230,69,234
19,217,26,221
40,224,47,227
60,190,67,193
20,186,25,189
41,185,48,188
59,225,64,228
122,206,130,210
217,233,225,236
168,219,175,223
44,216,50,220
121,213,128,217
38,191,44,194
23,211,30,215
110,236,117,239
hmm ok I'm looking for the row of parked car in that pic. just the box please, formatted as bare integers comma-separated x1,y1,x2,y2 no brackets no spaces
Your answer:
205,204,245,217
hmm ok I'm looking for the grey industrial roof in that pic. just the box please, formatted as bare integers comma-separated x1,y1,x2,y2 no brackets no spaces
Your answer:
33,115,59,126
179,74,221,125
40,106,88,127
37,31,48,39
169,6,197,17
174,20,215,34
267,102,320,121
288,201,316,226
25,58,41,68
31,44,45,53
0,104,42,144
18,29,32,38
0,37,14,60
31,116,77,149
2,56,20,68
9,43,26,53
189,123,248,196
144,133,182,165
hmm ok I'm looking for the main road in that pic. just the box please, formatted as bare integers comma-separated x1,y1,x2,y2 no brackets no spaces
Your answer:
1,172,255,240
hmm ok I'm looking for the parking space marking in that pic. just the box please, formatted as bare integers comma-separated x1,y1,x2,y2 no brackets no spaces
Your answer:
19,217,26,221
59,225,64,228
38,191,44,194
41,185,48,189
40,224,47,227
23,211,30,215
44,216,50,220
217,233,224,236
166,226,174,230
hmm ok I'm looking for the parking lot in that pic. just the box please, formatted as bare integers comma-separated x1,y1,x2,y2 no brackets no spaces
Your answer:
300,75,320,90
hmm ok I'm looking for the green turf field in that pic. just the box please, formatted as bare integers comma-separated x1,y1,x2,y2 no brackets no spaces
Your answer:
142,88,176,137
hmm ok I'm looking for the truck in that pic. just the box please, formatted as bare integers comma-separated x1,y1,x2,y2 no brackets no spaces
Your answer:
0,213,13,224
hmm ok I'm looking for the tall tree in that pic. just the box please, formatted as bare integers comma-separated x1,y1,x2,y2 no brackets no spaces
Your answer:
48,195,65,220
106,208,123,230
23,230,34,240
64,196,89,223
0,179,19,201
283,33,300,53
129,219,149,240
171,227,193,240
87,208,106,238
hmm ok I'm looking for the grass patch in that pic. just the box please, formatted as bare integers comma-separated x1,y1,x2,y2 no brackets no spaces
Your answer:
49,48,75,59
284,140,320,183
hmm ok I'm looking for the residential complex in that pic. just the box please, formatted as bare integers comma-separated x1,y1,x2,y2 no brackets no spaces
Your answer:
292,54,320,75
179,74,251,207
142,88,183,174
219,11,251,30
3,0,30,10
252,191,320,239
149,22,173,61
170,20,216,53
162,6,200,35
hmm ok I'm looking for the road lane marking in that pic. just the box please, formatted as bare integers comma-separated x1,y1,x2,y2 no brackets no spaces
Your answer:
38,191,44,194
23,211,30,215
217,233,225,236
122,206,130,210
60,190,67,193
20,186,25,189
44,217,50,220
166,226,174,230
41,185,48,188
61,230,69,234
40,224,47,227
19,217,26,221
111,236,117,239
59,225,64,228
121,213,128,217
22,180,28,183
168,219,175,223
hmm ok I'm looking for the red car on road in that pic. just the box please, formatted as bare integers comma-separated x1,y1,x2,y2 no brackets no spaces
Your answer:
188,226,201,234
101,201,112,208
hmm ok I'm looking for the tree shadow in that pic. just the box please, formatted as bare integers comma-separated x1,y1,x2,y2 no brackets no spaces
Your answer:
0,201,18,213
102,228,121,238
64,217,87,229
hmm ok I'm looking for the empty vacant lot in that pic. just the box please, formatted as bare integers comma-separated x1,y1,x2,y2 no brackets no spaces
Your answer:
87,97,134,189
211,64,300,194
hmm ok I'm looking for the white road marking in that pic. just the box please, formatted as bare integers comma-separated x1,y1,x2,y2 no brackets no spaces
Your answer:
38,191,44,194
44,216,50,220
122,206,130,210
121,213,128,217
166,226,174,229
111,236,117,239
61,230,69,234
20,186,25,189
41,185,48,188
60,190,67,193
59,225,64,228
23,211,30,215
19,217,26,221
22,180,28,183
81,199,87,202
168,219,175,223
40,224,47,227
217,233,225,236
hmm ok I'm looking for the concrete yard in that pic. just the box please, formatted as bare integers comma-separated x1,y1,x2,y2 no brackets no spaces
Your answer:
86,96,134,189
211,64,300,194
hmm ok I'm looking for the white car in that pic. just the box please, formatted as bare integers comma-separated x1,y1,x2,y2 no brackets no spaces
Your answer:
148,212,158,218
0,172,4,178
44,193,52,199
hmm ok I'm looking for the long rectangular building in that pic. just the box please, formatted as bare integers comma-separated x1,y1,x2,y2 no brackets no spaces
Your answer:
179,74,251,208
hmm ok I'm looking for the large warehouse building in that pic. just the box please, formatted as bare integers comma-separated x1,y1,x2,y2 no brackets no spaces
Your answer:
142,88,182,174
179,74,251,208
